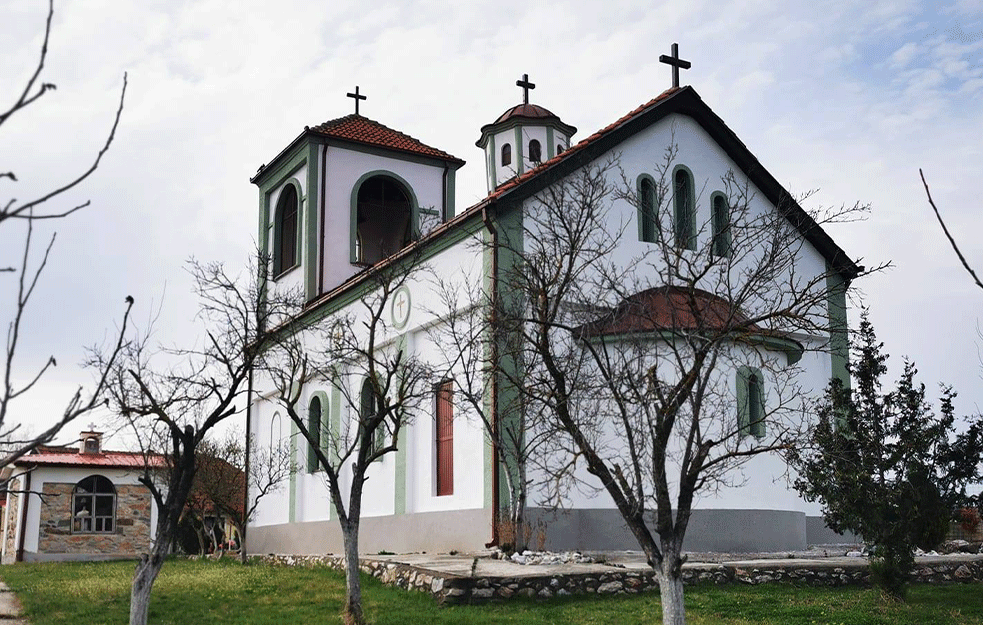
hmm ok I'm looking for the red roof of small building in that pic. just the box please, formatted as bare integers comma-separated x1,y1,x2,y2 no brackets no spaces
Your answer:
14,445,162,469
310,114,464,165
579,286,758,338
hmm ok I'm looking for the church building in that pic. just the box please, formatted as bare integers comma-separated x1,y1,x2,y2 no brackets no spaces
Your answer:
245,58,857,556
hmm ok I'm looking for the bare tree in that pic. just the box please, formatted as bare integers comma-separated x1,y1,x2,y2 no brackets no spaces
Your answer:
920,169,983,291
187,429,293,557
94,257,301,625
483,149,875,625
1,0,129,471
261,257,433,625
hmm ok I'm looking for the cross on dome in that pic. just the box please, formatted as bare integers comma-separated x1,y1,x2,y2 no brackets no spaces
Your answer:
516,73,536,105
347,85,367,115
658,43,691,89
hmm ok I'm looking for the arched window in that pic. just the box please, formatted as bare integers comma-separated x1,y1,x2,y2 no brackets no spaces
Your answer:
307,396,322,473
274,184,299,276
673,167,696,250
501,143,512,167
84,437,100,454
557,144,564,155
712,193,731,257
354,175,414,266
737,367,766,438
529,139,542,163
360,378,383,457
638,176,658,243
72,475,116,533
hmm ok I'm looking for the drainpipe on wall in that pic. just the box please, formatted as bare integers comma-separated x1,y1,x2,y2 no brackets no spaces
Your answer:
318,144,328,296
15,469,32,563
241,364,254,563
482,206,500,549
441,163,449,222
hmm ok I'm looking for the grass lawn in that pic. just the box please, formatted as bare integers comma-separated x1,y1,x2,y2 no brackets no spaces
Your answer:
3,559,983,625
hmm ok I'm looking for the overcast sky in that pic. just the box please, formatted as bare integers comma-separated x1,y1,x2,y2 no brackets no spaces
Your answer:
2,0,982,446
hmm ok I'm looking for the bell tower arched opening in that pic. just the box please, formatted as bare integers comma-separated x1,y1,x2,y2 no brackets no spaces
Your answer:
353,175,415,266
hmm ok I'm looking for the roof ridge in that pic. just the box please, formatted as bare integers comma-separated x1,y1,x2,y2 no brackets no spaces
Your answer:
310,114,464,164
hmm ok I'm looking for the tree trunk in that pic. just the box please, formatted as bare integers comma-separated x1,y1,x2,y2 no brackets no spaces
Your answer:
129,545,167,625
656,556,686,625
342,521,365,625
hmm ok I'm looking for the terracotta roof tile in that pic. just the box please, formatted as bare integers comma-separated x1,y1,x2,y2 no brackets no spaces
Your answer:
15,448,162,468
311,115,464,164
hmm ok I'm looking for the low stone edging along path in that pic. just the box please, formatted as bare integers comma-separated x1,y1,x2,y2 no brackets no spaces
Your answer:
257,552,983,605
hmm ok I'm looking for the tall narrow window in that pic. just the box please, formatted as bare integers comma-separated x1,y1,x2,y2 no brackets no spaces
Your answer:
436,380,454,496
72,475,116,533
556,144,564,155
712,193,731,257
529,139,542,163
274,184,299,276
360,379,384,457
673,168,695,250
307,396,322,473
639,177,657,243
501,143,512,166
737,367,766,438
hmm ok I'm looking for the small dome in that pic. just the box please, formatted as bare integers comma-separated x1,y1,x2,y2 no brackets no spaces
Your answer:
493,103,561,124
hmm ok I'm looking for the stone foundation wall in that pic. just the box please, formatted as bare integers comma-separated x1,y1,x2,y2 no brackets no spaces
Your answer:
37,482,152,556
257,554,983,605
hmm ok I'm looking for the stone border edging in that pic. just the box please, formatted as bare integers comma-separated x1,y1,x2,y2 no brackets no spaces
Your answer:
256,554,983,605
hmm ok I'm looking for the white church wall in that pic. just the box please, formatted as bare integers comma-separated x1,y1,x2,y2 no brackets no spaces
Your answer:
320,148,448,296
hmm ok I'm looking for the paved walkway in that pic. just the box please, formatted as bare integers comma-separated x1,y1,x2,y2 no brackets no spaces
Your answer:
0,580,28,624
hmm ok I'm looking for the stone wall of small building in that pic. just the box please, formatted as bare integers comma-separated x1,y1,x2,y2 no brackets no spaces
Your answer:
2,478,21,564
36,482,152,557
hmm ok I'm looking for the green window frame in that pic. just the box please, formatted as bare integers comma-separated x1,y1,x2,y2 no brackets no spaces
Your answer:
637,174,658,243
711,192,731,257
272,181,302,277
360,378,385,459
737,366,766,438
306,396,322,473
672,165,696,250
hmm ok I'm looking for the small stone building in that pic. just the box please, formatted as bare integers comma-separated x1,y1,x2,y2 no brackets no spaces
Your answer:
1,430,159,563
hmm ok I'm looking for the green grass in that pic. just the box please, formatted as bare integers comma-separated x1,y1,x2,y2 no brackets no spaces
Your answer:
3,559,983,625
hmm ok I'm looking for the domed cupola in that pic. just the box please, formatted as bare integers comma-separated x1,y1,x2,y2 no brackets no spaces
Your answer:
476,74,577,194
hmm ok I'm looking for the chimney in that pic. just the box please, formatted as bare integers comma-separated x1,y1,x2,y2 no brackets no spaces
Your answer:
79,429,103,455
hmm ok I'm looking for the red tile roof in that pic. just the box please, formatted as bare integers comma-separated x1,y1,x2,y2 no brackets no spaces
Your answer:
15,446,162,469
579,286,758,338
311,115,464,165
489,88,680,199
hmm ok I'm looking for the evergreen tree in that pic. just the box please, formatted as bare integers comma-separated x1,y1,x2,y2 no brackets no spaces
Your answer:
790,311,983,598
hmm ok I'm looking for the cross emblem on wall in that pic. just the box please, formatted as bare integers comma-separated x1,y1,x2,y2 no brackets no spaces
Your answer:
391,286,411,329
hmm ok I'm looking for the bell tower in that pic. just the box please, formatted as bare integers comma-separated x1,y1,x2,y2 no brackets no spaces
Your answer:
476,74,577,194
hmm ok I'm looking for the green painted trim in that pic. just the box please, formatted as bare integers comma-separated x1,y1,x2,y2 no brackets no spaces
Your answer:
306,395,323,474
826,262,850,388
310,390,330,458
487,133,497,192
254,140,309,190
672,164,697,251
329,383,341,520
482,226,495,510
546,127,555,160
349,170,421,264
305,144,320,299
394,334,409,515
258,141,308,268
636,174,658,243
514,127,524,175
270,178,305,279
445,169,456,219
710,191,732,258
288,414,297,523
477,118,577,148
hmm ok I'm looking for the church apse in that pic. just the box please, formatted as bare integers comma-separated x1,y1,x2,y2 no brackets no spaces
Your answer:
354,175,415,266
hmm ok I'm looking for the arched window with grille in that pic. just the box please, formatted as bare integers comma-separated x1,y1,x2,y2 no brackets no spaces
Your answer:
711,192,731,257
737,367,766,438
72,475,116,533
501,143,512,167
273,183,300,276
637,175,658,243
307,396,322,473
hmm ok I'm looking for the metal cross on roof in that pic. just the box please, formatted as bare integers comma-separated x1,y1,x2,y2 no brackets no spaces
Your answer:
658,43,691,89
347,85,367,115
516,73,536,105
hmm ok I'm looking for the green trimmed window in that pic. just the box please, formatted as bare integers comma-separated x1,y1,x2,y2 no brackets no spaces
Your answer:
673,167,696,250
737,366,766,438
638,176,658,243
273,183,300,276
712,193,731,257
529,139,542,163
501,143,512,167
360,378,385,458
307,396,322,473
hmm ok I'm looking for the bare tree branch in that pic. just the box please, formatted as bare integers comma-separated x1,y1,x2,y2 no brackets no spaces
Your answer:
920,168,983,291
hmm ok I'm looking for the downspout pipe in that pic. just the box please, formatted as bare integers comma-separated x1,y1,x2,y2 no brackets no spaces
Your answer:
482,205,500,549
241,364,254,563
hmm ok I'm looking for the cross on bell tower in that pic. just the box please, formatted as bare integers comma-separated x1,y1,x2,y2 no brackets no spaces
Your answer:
347,85,367,115
516,73,536,105
658,43,691,89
